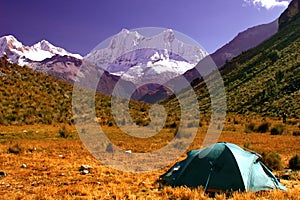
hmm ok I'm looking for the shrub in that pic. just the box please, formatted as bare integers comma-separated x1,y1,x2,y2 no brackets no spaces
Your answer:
135,118,149,127
233,118,239,124
108,121,114,127
7,144,23,154
243,142,251,150
176,130,192,139
245,123,256,133
289,155,300,170
172,141,185,149
59,126,72,138
270,125,284,135
293,130,300,136
167,122,177,129
257,122,270,133
261,152,283,170
187,120,199,128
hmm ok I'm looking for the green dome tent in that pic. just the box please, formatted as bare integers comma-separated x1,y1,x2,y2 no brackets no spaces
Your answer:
161,142,286,192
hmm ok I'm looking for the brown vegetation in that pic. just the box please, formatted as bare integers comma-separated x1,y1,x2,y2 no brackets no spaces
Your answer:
0,115,299,199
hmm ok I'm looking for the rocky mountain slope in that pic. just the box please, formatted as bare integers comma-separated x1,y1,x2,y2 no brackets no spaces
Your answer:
211,20,278,68
279,0,300,28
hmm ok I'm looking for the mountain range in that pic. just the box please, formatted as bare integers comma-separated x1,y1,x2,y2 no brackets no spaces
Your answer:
0,0,299,125
0,23,279,103
0,21,279,86
0,35,81,66
0,0,299,105
0,30,205,101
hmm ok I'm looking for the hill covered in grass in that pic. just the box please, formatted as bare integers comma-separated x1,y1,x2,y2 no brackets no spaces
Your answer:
221,11,300,117
167,11,300,118
0,57,155,126
0,57,74,125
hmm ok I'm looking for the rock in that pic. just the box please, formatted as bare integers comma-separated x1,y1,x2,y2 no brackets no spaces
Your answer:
0,172,8,178
28,147,37,153
79,165,92,171
21,164,27,168
279,0,300,29
125,150,132,154
282,174,291,180
79,165,93,175
0,71,7,77
286,169,292,173
281,169,294,180
106,143,114,153
81,169,90,175
58,154,65,158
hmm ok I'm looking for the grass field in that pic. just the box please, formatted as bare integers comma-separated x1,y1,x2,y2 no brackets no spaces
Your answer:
0,115,299,199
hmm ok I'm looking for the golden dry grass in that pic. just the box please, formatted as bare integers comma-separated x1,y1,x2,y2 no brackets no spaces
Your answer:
0,115,299,199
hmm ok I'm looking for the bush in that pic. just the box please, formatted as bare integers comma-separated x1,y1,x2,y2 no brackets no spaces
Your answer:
59,126,72,138
187,120,199,128
135,118,149,127
176,130,192,139
245,123,256,133
293,130,300,136
7,144,23,154
233,118,239,124
167,122,177,129
257,122,270,133
243,142,251,150
261,152,283,170
270,125,284,135
289,155,300,170
108,121,114,127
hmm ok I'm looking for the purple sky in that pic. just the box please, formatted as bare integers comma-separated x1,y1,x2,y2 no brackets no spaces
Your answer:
0,0,290,55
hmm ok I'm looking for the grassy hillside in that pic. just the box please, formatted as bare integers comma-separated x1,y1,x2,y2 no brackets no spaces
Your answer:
166,13,300,119
221,13,300,117
0,58,74,125
0,58,155,126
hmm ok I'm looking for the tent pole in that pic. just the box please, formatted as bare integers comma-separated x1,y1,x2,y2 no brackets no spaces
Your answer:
204,166,213,192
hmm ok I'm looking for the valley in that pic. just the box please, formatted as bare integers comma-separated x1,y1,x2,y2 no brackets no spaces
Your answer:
0,0,300,199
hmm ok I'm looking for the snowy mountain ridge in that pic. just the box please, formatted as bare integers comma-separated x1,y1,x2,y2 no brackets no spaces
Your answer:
85,29,207,84
0,35,82,66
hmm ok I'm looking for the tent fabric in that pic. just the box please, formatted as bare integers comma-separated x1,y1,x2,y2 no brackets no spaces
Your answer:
161,142,286,192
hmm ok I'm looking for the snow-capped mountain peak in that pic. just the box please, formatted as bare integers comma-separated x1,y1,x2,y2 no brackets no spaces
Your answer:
0,35,24,51
84,28,208,85
32,40,82,59
33,40,55,50
0,35,82,66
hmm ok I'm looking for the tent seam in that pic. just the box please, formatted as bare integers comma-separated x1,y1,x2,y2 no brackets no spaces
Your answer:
225,144,247,191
